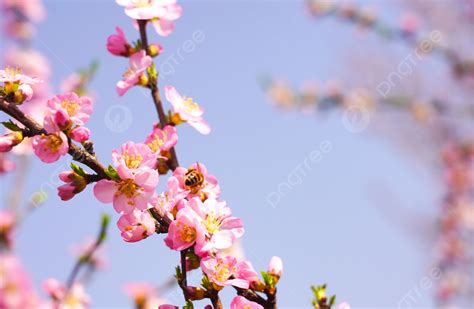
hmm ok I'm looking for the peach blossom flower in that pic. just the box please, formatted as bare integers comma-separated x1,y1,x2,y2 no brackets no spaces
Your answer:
164,85,211,134
117,50,152,96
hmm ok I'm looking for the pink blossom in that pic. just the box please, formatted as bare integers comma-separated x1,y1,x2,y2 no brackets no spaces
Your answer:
0,67,39,84
337,302,351,309
57,171,87,201
112,141,157,177
0,131,23,152
151,178,188,220
151,3,182,37
169,162,220,200
189,197,244,256
159,305,178,309
71,238,108,270
117,209,156,242
4,48,50,81
144,124,178,154
0,253,40,308
43,278,90,308
236,260,260,284
200,255,249,289
124,282,166,308
116,0,172,20
0,67,41,103
60,73,82,93
164,204,203,250
31,131,68,163
117,50,152,96
400,12,419,34
0,153,15,174
70,126,90,142
230,296,263,309
107,26,130,56
164,85,211,134
268,256,283,277
47,92,93,126
0,0,46,23
93,169,158,214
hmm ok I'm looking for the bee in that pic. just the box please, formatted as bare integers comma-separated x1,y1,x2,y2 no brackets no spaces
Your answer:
184,165,204,194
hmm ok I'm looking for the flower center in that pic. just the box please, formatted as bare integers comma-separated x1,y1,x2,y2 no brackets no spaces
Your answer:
123,152,143,169
214,261,235,283
116,179,141,200
182,97,200,113
61,99,79,116
178,223,197,243
45,134,64,152
4,67,21,81
204,212,221,235
147,132,167,152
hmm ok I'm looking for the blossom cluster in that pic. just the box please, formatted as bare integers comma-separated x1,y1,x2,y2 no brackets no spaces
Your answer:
306,0,474,80
0,0,351,308
436,142,474,303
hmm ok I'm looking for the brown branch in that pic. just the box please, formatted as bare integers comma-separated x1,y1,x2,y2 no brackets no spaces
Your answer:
137,19,179,171
0,98,109,180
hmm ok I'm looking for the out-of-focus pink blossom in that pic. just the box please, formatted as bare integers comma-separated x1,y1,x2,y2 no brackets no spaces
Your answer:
117,50,152,96
145,125,178,154
71,238,108,270
230,296,263,309
164,85,211,134
117,209,156,242
116,0,175,20
0,153,15,174
60,73,82,93
337,302,351,309
0,253,40,308
43,278,90,309
124,282,166,308
399,12,419,34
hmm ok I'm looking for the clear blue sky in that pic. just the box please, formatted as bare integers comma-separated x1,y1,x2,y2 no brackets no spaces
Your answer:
1,1,441,308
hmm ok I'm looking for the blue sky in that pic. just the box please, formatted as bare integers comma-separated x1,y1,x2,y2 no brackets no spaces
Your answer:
1,1,442,307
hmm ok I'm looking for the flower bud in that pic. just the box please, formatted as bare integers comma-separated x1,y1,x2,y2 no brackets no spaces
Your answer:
55,109,72,131
70,126,90,142
0,131,23,152
148,43,163,57
138,74,149,86
58,171,87,201
268,256,283,278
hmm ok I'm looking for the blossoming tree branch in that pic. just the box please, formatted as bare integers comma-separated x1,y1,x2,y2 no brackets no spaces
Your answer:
0,1,352,308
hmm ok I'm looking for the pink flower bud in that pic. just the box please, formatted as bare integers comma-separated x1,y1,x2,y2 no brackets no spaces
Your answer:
70,126,90,142
0,131,23,152
54,109,72,130
107,26,130,56
268,256,283,277
57,170,87,201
